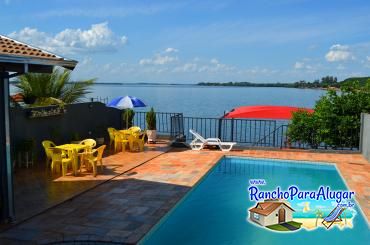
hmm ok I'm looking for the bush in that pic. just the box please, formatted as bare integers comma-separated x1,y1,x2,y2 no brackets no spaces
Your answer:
288,110,319,148
146,107,157,130
288,80,370,148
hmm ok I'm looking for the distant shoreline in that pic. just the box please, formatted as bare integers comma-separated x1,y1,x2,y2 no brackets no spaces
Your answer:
197,82,337,89
88,82,331,90
8,81,329,89
9,76,368,89
89,82,329,89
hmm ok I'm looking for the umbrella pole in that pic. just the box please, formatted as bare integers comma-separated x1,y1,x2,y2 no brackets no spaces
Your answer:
126,110,128,129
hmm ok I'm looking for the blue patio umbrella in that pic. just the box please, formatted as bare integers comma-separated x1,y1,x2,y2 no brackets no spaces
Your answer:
107,95,146,128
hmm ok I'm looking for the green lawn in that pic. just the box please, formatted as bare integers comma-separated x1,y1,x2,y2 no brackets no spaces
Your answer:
266,224,290,231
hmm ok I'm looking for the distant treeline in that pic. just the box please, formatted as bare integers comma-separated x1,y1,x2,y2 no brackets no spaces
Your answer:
198,76,370,89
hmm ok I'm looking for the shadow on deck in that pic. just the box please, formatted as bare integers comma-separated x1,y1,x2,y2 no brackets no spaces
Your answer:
2,141,171,232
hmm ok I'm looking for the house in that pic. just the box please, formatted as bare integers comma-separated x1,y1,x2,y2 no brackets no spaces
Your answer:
249,199,295,226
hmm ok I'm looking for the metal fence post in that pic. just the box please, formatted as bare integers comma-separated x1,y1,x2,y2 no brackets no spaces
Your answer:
218,118,222,140
230,119,234,142
273,121,276,147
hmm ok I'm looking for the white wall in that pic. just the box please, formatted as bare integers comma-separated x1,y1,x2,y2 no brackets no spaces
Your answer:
250,212,265,226
360,113,370,162
264,204,293,226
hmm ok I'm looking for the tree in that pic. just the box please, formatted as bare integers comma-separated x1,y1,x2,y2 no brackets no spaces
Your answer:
16,68,95,105
315,209,324,227
288,80,370,149
287,110,320,148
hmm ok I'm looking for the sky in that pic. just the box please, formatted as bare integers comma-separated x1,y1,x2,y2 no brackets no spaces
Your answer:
1,0,370,83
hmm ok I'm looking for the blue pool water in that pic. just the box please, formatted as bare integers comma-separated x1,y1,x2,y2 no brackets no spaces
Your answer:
141,157,369,245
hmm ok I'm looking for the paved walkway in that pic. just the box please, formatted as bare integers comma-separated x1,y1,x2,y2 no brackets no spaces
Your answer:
0,148,368,244
280,222,300,231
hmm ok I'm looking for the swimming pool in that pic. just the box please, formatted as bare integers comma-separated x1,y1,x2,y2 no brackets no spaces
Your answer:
140,157,369,244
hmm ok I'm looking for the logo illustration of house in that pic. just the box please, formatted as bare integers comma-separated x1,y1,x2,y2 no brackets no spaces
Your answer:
249,199,295,227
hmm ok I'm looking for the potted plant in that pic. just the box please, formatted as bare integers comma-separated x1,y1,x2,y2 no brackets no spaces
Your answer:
146,107,157,143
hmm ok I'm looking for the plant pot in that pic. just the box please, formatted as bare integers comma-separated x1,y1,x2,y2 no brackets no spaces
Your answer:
147,130,157,143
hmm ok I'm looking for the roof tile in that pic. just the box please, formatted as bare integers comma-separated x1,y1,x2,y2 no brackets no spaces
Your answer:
0,35,60,60
249,202,294,216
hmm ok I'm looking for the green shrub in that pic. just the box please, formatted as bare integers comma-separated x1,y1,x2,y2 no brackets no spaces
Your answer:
288,80,370,148
288,110,320,148
146,107,157,130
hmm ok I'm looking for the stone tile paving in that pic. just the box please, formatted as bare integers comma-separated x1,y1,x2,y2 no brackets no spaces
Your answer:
3,141,170,231
0,148,368,244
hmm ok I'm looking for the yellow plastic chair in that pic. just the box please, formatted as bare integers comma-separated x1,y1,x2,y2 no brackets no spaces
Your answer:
79,139,96,149
86,145,106,177
114,132,129,152
78,139,97,170
50,148,72,176
42,140,56,168
128,126,141,134
129,132,146,152
107,128,117,150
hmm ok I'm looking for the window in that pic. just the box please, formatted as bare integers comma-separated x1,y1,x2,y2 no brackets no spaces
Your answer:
253,213,260,220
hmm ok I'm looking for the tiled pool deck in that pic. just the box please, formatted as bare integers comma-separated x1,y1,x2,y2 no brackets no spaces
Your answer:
0,148,369,244
10,142,171,225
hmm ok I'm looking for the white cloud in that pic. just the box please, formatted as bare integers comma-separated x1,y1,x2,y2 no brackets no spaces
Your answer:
325,44,354,62
139,54,178,65
172,63,198,72
210,58,219,64
293,61,317,72
139,48,180,65
164,47,178,53
294,61,304,69
8,22,127,55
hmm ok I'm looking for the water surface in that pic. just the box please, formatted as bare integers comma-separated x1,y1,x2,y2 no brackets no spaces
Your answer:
10,84,325,117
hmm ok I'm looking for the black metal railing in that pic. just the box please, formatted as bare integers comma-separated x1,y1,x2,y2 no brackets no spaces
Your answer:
133,111,183,134
89,96,109,104
179,117,288,147
132,111,359,150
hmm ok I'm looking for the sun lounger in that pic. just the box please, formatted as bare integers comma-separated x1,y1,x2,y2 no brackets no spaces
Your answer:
189,129,236,152
322,205,346,229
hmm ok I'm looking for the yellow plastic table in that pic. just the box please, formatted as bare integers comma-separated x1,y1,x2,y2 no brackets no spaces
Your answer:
55,144,88,176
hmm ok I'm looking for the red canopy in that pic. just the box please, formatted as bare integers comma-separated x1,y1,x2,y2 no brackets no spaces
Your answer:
223,105,314,120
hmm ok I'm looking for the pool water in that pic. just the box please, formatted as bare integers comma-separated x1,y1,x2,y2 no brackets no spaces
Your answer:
141,157,369,245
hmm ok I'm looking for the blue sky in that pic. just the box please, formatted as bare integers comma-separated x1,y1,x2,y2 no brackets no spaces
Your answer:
1,0,370,83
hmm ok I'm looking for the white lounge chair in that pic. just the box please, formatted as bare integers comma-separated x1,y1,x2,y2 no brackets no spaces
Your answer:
189,129,236,152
